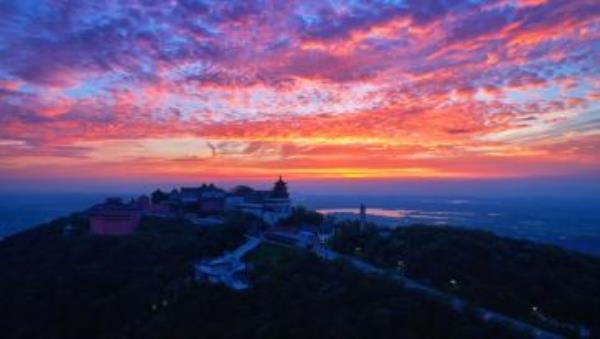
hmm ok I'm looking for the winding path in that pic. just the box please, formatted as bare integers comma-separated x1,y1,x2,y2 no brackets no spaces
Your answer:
311,246,564,339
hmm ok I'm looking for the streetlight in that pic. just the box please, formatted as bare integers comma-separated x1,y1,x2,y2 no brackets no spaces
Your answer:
449,279,458,289
397,260,405,274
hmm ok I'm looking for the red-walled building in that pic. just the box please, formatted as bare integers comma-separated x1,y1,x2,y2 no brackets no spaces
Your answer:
89,198,141,235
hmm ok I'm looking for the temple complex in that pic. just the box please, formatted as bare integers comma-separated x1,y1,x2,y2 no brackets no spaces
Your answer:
237,176,292,224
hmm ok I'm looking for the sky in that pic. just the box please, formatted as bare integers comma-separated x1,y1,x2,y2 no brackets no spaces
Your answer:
0,0,599,194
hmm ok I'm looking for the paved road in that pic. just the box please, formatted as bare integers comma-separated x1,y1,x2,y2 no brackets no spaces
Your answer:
312,246,563,339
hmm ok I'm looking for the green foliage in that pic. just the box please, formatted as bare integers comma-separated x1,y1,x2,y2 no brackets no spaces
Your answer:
0,217,522,339
331,225,600,336
279,206,324,227
133,245,522,339
151,189,169,204
223,210,267,229
0,216,247,339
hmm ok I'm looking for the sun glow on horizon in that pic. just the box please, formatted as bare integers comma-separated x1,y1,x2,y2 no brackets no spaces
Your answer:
0,0,599,187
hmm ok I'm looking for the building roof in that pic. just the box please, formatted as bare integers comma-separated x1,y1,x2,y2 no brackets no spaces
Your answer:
241,190,271,203
89,198,141,215
181,184,226,197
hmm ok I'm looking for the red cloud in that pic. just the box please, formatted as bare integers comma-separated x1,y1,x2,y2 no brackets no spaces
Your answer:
0,0,598,182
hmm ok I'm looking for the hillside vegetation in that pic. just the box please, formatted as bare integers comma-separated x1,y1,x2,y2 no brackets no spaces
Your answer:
0,216,520,339
331,223,600,336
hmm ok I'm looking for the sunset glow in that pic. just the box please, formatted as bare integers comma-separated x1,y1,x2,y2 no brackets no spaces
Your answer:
1,0,599,187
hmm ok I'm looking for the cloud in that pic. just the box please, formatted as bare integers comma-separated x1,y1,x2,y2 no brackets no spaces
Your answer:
0,0,598,181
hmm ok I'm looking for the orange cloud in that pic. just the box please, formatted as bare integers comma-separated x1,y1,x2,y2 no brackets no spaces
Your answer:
0,0,598,185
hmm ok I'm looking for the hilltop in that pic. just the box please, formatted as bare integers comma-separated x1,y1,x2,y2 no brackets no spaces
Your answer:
0,213,521,339
1,199,600,338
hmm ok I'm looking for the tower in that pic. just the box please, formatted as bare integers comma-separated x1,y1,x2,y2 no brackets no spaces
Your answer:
271,176,289,199
262,177,292,223
359,203,366,232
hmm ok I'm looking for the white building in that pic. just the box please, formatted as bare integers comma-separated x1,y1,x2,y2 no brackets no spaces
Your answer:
194,238,261,290
235,177,292,225
195,256,249,290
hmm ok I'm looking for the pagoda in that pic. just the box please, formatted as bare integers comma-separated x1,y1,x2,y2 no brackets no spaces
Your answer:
271,176,289,199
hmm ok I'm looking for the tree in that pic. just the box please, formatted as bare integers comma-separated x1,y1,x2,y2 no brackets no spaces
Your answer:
151,189,169,204
279,206,324,227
